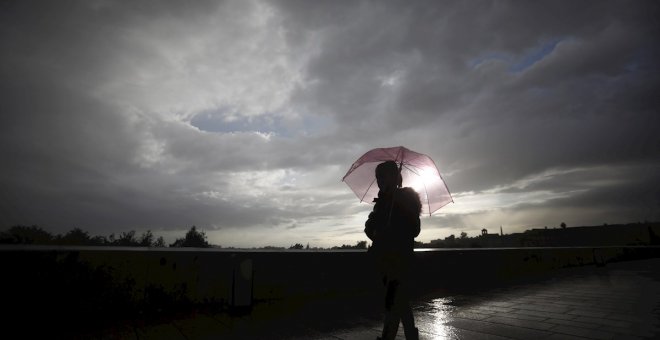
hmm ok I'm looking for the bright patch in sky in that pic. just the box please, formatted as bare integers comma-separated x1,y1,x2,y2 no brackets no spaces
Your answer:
468,38,563,73
190,108,335,137
510,39,562,72
190,110,283,135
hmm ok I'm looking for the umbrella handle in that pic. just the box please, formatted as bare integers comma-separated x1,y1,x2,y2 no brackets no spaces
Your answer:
386,188,397,229
386,160,403,228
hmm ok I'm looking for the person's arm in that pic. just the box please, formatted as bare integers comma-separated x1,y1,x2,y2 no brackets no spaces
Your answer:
365,210,378,241
364,195,390,241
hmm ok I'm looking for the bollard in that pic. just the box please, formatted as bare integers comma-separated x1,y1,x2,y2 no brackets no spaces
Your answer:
231,257,253,315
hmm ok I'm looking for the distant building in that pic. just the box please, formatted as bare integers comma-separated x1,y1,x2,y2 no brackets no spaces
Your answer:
517,223,658,247
421,222,660,248
479,228,502,247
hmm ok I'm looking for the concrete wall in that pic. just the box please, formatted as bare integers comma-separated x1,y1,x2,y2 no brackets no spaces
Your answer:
2,246,658,306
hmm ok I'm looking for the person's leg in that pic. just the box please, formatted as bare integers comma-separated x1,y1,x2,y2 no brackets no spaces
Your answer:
380,279,401,340
401,304,418,340
396,278,418,340
383,283,418,340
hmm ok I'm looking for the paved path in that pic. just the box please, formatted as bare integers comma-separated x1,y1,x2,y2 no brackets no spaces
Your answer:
121,258,660,339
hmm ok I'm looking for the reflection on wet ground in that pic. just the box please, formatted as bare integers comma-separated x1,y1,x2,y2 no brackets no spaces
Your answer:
414,297,458,339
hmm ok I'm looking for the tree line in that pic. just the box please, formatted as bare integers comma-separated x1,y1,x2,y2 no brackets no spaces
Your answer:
0,225,211,248
286,240,368,250
0,225,371,250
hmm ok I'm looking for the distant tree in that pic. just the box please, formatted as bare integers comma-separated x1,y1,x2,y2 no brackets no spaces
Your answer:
89,235,108,245
170,226,210,248
445,234,455,241
305,243,310,250
560,222,567,229
153,236,166,247
139,230,154,247
289,243,304,249
460,231,468,239
331,244,350,249
116,230,138,246
60,228,92,245
0,225,53,244
331,241,369,250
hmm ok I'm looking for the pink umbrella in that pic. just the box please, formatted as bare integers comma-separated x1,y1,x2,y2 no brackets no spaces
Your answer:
342,146,453,216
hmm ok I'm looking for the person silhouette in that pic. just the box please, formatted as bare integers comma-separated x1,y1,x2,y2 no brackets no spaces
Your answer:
365,160,421,340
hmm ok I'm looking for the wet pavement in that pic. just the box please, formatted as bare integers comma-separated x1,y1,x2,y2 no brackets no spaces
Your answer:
108,258,660,339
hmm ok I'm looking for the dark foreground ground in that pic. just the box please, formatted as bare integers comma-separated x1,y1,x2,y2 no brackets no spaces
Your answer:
87,257,660,339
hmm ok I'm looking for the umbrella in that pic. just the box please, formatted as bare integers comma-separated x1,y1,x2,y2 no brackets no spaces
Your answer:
342,146,453,215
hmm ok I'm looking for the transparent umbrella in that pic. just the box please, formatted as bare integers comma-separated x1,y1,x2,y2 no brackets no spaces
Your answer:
342,146,453,215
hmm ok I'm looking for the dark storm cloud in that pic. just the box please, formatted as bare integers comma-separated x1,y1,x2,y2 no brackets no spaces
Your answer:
1,0,659,244
276,0,660,186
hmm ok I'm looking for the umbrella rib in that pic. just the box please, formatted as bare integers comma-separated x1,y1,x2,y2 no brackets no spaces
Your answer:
360,177,377,203
427,156,455,206
403,164,421,176
422,178,431,217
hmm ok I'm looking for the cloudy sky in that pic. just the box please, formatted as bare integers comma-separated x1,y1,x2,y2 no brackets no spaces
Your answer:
1,0,658,247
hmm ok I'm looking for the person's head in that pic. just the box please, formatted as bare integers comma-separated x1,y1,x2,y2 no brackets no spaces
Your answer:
375,160,402,190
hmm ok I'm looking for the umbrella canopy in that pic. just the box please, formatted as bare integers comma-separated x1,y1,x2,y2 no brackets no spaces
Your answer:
342,146,453,215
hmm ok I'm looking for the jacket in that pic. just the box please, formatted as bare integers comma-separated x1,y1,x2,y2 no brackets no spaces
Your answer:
365,187,421,256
